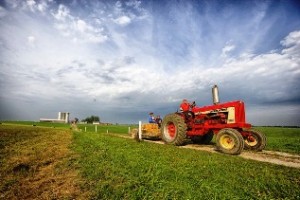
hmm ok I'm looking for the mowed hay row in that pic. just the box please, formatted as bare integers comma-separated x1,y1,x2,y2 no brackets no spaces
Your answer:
0,125,87,199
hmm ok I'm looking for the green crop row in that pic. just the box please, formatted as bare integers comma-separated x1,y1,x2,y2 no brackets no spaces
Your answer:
256,127,300,154
72,131,300,199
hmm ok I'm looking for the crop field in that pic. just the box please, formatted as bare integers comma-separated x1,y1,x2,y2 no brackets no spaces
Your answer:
255,127,300,154
0,122,300,199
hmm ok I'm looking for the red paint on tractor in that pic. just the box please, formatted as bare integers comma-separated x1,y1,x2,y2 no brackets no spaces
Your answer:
179,100,251,137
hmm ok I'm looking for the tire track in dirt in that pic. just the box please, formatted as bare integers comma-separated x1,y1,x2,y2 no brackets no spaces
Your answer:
111,133,300,169
179,143,300,169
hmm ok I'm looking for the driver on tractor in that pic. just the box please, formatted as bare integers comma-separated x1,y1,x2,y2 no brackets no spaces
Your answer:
180,99,195,120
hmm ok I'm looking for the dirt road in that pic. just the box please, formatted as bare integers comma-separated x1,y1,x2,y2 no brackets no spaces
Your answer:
179,143,300,169
113,134,300,169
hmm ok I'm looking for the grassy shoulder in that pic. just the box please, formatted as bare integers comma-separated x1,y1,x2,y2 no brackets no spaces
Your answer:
0,125,88,199
72,131,300,200
255,127,300,154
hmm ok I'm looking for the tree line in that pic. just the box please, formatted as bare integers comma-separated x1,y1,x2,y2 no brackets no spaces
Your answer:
80,115,100,124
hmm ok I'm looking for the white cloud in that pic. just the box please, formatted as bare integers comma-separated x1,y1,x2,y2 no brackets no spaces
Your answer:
281,30,300,47
73,19,108,43
37,1,48,12
18,0,49,13
125,0,142,9
114,15,132,26
221,43,235,58
76,19,87,32
281,30,300,61
63,30,299,105
52,5,108,44
26,0,36,7
111,0,149,26
52,4,70,21
27,35,35,44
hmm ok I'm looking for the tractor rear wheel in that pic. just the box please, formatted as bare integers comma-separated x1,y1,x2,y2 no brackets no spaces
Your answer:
161,113,187,146
191,130,214,144
244,129,266,151
216,128,244,155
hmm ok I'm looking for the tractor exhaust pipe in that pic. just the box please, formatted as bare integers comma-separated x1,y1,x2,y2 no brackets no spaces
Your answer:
212,85,220,105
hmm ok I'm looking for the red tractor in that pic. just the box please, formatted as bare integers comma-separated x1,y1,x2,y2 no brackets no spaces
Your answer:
161,85,266,155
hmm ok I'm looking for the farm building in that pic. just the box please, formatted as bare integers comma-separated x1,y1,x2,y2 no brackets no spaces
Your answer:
40,112,70,123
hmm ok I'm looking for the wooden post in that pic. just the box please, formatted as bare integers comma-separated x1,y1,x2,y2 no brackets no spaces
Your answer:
138,121,142,140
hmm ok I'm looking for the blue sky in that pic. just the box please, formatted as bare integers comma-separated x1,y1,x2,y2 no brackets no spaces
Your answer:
0,0,300,125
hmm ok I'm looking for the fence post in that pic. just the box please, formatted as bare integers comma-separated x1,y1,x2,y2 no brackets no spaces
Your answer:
138,121,142,140
95,125,97,133
128,127,131,134
106,129,109,134
85,127,87,132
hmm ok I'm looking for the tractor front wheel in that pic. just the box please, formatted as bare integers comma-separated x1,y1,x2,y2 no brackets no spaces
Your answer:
161,113,187,146
244,129,266,151
216,128,244,155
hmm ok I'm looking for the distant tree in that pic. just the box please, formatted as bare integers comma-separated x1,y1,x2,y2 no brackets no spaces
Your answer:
71,118,79,124
93,115,100,122
82,115,100,123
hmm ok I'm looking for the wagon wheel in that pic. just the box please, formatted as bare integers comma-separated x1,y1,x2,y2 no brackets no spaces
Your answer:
244,129,266,151
216,128,244,155
131,128,140,142
161,113,187,146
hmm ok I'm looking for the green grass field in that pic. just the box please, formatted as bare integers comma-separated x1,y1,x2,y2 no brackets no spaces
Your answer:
1,122,300,199
72,131,300,199
1,121,135,134
256,127,300,154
